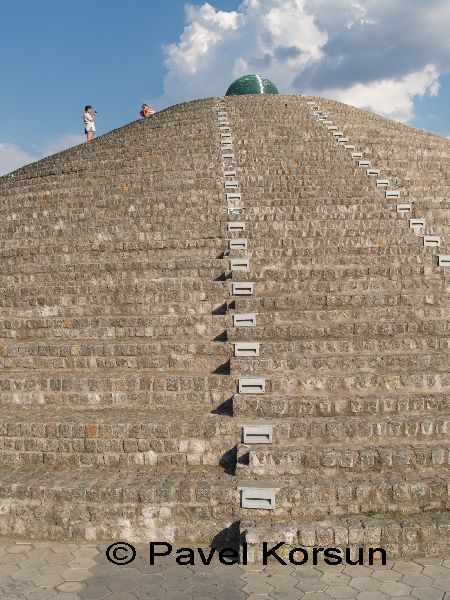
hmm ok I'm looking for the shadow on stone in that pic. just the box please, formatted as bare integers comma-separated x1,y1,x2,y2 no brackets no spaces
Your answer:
211,397,233,415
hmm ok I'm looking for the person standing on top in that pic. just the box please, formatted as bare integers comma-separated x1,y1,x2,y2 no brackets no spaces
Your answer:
140,104,155,118
84,105,97,141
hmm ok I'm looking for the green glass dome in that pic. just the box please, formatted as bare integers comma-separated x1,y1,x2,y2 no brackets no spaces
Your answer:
226,74,279,96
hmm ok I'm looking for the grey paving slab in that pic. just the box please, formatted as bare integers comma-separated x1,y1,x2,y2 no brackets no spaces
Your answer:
326,584,358,598
0,539,448,600
24,589,57,600
371,570,403,582
401,572,434,587
435,579,450,592
392,560,424,574
356,592,389,600
410,588,444,600
379,581,412,596
349,576,381,591
79,585,111,599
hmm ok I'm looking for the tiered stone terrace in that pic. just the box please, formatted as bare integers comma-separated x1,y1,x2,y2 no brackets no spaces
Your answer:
0,95,448,561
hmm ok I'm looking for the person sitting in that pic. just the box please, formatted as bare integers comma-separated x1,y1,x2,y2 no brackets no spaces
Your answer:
140,104,155,118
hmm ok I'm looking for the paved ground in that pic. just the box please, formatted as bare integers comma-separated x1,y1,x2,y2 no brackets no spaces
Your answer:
0,540,448,599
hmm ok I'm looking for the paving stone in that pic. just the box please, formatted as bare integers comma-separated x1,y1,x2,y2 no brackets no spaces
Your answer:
243,580,275,594
423,567,450,579
25,588,57,600
185,583,220,597
296,568,324,579
269,588,304,600
105,593,140,600
21,559,52,570
56,581,84,592
348,577,380,591
67,557,97,569
240,563,267,572
266,564,297,575
316,565,346,574
80,573,112,587
379,581,412,596
411,588,444,600
163,566,195,579
266,574,300,591
39,565,76,576
401,573,434,587
355,592,388,600
150,592,194,600
189,572,220,584
6,545,33,554
59,568,93,582
434,579,450,592
73,547,100,559
12,568,42,581
79,585,111,599
0,562,16,574
295,579,328,592
415,559,444,566
321,573,351,586
0,555,27,565
162,578,194,591
299,594,332,600
107,577,141,593
371,569,403,582
33,574,65,588
47,555,78,566
121,583,164,599
214,589,246,600
326,585,358,598
342,567,374,578
28,550,58,560
392,561,424,574
243,571,269,583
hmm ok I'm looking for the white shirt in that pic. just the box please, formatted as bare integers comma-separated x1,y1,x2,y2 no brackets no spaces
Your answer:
84,111,96,132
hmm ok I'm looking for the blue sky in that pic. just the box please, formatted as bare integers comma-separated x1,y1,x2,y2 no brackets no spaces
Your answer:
1,0,449,175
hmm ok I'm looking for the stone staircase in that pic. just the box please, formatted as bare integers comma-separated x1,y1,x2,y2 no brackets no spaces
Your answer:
0,99,238,544
223,95,449,561
0,94,448,560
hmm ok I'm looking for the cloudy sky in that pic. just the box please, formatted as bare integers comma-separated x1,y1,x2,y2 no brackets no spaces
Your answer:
1,0,450,175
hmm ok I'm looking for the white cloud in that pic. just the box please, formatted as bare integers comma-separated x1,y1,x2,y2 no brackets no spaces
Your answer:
0,133,84,177
321,64,440,122
155,0,450,123
0,144,39,177
40,133,85,157
159,0,328,107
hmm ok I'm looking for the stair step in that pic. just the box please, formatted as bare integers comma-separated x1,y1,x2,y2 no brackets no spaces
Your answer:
241,512,449,562
239,442,450,475
233,392,448,418
0,464,238,543
0,407,238,467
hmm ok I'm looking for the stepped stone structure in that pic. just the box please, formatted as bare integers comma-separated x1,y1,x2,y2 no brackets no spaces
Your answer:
0,93,448,562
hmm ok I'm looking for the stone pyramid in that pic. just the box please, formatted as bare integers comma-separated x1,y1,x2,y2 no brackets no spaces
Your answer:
0,94,448,560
